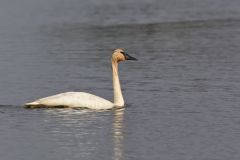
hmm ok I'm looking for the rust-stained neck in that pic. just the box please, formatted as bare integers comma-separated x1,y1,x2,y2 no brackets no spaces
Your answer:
111,59,124,107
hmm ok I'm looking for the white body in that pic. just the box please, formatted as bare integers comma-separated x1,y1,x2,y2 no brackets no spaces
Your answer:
25,49,135,109
26,92,114,109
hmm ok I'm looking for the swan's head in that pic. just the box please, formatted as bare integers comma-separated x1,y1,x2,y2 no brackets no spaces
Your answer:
112,48,137,62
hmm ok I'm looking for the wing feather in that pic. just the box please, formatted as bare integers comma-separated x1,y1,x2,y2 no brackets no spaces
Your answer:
26,92,114,109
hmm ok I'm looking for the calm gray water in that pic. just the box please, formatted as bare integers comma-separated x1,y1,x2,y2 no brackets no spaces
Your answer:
1,0,240,159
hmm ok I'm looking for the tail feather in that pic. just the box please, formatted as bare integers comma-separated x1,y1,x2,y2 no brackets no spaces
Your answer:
24,101,40,108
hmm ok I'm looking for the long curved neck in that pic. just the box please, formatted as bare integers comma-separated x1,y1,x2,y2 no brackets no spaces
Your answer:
112,60,124,107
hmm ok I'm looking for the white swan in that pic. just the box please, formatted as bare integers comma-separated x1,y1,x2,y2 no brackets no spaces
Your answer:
25,49,137,109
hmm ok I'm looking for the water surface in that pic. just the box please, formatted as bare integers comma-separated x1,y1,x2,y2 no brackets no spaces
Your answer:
1,0,240,160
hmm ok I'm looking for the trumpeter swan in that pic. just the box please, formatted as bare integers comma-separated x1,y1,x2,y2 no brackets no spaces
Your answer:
25,49,137,109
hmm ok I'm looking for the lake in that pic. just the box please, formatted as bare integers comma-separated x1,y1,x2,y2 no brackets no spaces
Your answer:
0,0,240,159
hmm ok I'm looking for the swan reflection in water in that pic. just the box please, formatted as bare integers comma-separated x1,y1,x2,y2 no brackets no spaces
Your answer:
44,108,126,159
112,108,125,160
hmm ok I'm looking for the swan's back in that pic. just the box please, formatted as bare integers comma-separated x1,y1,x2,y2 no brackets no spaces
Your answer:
25,92,114,109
